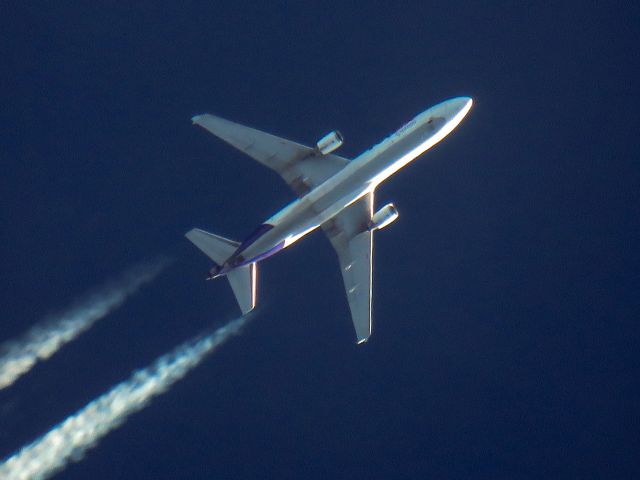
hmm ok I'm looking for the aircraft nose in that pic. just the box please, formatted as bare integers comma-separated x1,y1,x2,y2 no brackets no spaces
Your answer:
446,97,473,118
433,97,472,129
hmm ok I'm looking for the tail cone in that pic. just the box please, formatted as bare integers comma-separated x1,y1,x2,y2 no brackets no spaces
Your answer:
207,265,222,280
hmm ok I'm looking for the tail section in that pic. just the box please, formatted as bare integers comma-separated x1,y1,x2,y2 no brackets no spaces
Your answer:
185,228,257,314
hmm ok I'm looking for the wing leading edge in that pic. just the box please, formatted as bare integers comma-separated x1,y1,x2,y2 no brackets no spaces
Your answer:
321,193,374,343
192,114,349,197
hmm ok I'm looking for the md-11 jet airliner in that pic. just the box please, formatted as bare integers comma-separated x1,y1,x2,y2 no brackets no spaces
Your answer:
186,97,473,343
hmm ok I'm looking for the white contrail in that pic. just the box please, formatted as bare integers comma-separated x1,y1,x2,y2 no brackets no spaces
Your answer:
0,259,170,390
0,314,250,480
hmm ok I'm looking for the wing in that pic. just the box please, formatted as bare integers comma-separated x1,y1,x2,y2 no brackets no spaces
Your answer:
192,114,349,197
321,192,374,344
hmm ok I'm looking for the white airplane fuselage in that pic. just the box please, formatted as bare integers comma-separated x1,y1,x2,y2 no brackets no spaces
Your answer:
214,97,473,276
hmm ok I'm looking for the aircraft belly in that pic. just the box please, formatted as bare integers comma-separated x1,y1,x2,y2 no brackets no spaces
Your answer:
240,206,319,261
309,122,437,206
238,111,448,264
359,125,438,180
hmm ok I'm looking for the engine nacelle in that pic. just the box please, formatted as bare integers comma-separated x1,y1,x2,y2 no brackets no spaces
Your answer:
368,203,399,231
316,130,344,155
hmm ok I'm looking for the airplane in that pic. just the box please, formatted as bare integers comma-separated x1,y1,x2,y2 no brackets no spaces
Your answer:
186,97,473,343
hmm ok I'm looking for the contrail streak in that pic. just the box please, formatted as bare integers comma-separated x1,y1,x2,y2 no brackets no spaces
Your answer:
0,259,170,390
0,315,249,480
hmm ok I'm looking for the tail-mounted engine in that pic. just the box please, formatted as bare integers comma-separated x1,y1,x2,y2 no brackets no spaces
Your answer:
316,130,344,155
368,203,399,231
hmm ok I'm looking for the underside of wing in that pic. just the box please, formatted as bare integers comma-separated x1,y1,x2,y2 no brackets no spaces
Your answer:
321,193,374,343
192,114,349,197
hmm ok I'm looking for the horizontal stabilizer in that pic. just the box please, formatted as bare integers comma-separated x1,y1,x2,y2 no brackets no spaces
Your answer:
227,263,257,314
185,228,257,314
185,228,239,265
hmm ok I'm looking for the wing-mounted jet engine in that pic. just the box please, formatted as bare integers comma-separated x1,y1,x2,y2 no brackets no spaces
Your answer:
368,203,399,231
316,131,344,155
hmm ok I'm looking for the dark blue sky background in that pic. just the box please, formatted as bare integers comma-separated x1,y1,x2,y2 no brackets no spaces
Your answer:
1,2,639,478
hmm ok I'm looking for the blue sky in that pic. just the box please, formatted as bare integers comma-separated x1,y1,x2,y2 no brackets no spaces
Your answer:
1,2,639,478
